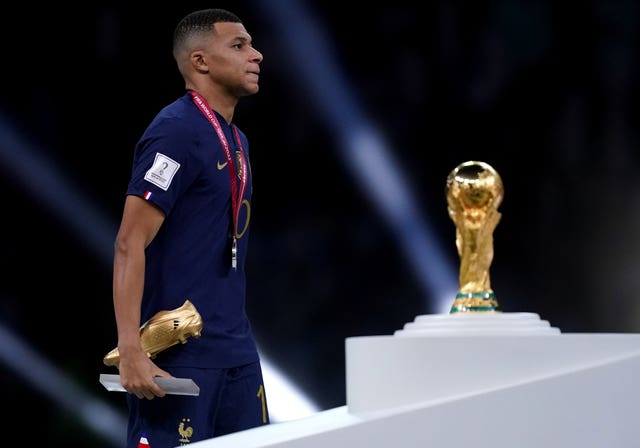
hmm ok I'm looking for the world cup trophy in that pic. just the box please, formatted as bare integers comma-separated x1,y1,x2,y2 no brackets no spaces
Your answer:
446,161,504,314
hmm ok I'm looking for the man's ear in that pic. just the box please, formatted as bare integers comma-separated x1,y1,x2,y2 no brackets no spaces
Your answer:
190,50,209,74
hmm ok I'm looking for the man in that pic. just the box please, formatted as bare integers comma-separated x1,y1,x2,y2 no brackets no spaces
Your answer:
108,8,268,447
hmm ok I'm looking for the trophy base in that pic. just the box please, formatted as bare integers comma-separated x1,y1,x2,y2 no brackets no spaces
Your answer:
450,291,500,313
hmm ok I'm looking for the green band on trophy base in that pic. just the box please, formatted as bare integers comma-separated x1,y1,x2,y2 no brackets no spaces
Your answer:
450,291,501,313
455,292,496,299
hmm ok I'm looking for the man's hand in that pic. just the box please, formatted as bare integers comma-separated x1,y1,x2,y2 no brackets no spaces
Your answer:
117,347,172,400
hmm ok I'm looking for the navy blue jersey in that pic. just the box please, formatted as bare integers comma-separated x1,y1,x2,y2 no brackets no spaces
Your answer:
126,92,258,368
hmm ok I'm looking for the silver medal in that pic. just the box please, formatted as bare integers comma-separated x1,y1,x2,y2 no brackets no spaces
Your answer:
231,236,238,270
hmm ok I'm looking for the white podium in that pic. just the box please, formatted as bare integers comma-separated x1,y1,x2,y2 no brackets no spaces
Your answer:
188,313,640,447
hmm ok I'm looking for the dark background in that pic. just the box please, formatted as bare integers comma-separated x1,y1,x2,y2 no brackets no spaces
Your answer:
2,1,640,446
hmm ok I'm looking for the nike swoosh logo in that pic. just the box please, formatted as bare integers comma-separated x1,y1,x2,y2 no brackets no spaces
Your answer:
217,160,228,170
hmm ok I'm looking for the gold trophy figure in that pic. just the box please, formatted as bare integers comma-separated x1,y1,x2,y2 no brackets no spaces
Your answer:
446,161,504,314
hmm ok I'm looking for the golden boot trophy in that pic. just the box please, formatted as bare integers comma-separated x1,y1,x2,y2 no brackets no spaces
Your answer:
103,299,203,367
446,161,503,314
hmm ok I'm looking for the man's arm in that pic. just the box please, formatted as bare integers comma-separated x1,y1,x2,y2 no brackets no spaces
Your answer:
113,194,170,399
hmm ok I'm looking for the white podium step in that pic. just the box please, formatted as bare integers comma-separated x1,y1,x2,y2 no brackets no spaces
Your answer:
189,314,640,448
394,311,560,336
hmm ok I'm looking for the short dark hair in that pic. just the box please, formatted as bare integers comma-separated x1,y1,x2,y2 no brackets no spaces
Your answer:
173,8,242,54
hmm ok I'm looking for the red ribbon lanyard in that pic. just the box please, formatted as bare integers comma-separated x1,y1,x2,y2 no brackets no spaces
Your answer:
189,91,247,248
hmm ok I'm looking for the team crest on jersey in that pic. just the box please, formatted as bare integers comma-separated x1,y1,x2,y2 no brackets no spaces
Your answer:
177,417,194,445
144,152,180,191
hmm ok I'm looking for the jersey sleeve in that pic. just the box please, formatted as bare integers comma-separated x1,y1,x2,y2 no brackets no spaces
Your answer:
127,116,200,216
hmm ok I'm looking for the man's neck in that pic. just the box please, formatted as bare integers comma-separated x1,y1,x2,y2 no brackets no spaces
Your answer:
186,84,236,124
